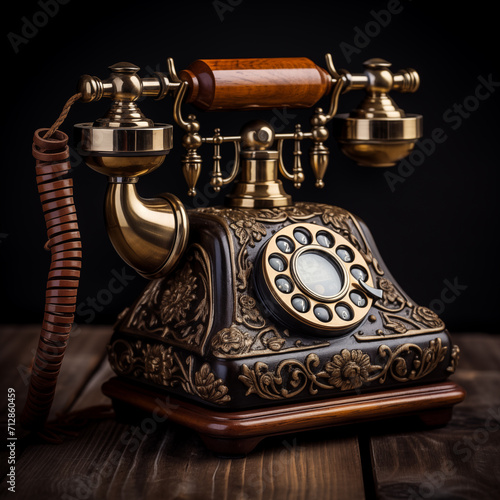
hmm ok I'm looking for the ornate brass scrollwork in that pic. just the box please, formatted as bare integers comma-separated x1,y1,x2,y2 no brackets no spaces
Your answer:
239,338,449,400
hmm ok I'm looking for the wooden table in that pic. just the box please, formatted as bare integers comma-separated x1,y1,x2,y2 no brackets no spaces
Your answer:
1,326,499,499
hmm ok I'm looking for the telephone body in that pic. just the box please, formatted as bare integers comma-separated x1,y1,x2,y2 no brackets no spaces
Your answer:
26,55,464,454
109,199,458,410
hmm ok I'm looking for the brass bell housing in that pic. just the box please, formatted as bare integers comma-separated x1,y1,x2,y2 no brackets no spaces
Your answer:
333,58,423,167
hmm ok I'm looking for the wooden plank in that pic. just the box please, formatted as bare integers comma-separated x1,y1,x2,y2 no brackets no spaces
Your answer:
6,420,366,500
0,325,39,421
4,330,497,499
0,324,112,421
369,366,500,499
450,332,500,371
0,324,112,482
4,340,367,500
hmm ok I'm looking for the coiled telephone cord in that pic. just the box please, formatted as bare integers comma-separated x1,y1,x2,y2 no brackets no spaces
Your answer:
21,94,87,432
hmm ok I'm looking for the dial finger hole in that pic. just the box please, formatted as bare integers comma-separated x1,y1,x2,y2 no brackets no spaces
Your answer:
291,295,310,313
276,236,295,254
314,305,332,323
275,275,293,294
269,253,287,272
316,231,334,248
350,290,367,308
336,245,354,263
293,227,312,245
350,266,368,282
335,303,353,321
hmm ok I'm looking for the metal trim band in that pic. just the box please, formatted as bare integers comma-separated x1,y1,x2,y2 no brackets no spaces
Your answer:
334,114,423,141
75,123,173,155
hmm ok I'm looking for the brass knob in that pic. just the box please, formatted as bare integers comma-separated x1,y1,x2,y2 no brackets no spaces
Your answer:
77,62,170,104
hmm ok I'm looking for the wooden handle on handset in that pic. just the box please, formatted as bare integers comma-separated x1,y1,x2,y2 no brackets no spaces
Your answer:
179,57,333,111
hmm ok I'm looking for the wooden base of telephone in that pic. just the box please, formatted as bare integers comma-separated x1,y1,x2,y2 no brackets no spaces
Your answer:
102,377,465,456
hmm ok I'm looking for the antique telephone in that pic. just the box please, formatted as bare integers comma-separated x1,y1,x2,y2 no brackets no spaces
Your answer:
24,54,465,455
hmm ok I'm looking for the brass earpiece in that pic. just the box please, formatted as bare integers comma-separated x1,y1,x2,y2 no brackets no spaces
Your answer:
332,58,422,167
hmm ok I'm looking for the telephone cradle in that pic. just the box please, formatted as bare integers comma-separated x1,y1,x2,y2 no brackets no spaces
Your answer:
25,55,465,456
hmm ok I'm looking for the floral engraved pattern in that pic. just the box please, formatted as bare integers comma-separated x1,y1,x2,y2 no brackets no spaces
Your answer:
194,364,231,404
122,245,211,352
378,278,406,310
230,217,267,247
376,338,447,383
211,326,252,355
412,306,445,329
318,349,377,391
354,277,447,341
239,294,265,329
447,344,460,374
141,343,177,386
210,324,311,358
321,208,352,239
108,339,231,405
160,265,197,324
239,339,448,400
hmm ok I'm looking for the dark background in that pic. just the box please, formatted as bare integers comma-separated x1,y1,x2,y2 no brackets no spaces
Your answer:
1,0,498,333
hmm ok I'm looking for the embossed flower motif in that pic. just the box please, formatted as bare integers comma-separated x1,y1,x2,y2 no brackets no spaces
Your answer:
412,306,444,329
322,349,373,391
321,209,351,237
239,294,257,310
378,278,405,307
107,341,134,374
194,364,231,404
239,294,265,327
230,217,267,247
212,326,247,354
254,208,288,220
160,266,197,324
378,278,399,305
142,344,175,385
265,336,286,352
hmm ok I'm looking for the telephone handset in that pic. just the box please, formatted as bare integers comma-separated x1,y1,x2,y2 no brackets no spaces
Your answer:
24,55,464,454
